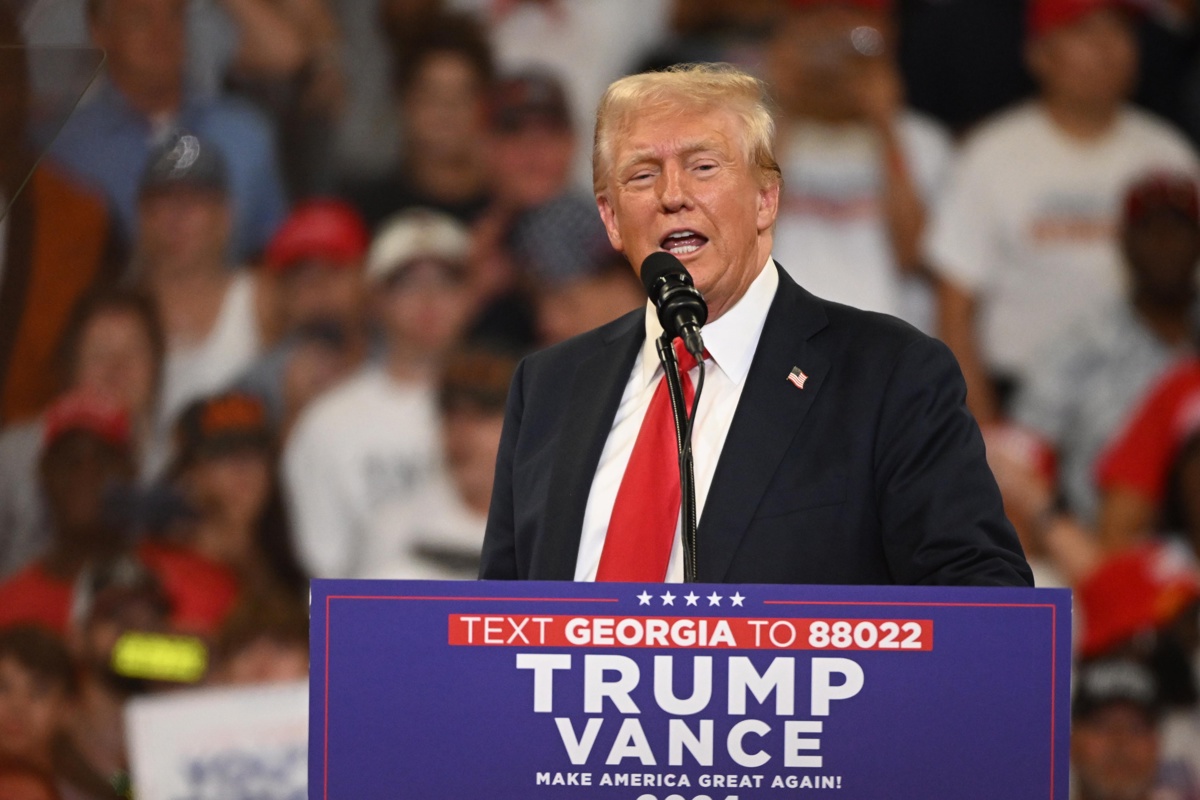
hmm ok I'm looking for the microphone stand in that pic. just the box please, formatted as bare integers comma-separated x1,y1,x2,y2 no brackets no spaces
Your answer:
656,334,704,583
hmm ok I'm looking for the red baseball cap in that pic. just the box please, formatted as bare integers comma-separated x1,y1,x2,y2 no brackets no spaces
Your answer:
1123,170,1200,227
264,199,369,274
1028,0,1131,40
43,391,132,450
1077,540,1200,659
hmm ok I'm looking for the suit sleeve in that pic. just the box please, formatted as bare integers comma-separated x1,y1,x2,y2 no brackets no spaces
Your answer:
873,336,1033,587
479,358,527,579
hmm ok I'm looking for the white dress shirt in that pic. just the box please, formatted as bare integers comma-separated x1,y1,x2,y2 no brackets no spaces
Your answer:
575,258,779,582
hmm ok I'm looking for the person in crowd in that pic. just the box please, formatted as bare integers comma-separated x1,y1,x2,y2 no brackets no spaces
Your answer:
0,628,72,776
45,0,287,260
0,392,238,637
485,70,578,216
766,0,954,333
481,63,1031,586
0,7,120,426
131,136,270,437
237,199,370,431
206,595,309,685
284,209,477,578
331,0,459,183
507,193,639,346
341,10,493,230
1072,659,1194,800
467,71,589,350
0,627,119,800
927,0,1198,422
462,0,671,189
65,556,180,796
1095,356,1200,551
0,288,165,580
364,347,517,579
997,171,1200,534
169,392,307,604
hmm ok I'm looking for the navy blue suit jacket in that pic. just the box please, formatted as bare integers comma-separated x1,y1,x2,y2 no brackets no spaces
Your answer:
480,263,1032,586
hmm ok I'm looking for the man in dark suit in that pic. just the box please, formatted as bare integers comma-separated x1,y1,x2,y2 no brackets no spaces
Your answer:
480,63,1031,586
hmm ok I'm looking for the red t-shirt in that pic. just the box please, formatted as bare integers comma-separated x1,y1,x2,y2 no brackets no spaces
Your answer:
0,543,240,637
1095,359,1200,505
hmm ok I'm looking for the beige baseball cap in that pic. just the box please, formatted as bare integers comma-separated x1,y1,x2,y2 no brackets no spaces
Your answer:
366,208,471,284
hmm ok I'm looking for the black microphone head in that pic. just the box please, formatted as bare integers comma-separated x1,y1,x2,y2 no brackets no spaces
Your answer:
639,251,708,342
640,251,690,301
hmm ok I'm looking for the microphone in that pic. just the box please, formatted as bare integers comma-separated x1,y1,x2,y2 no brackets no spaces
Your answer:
640,252,707,358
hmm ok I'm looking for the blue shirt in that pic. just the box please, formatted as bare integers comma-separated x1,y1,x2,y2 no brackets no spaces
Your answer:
46,79,286,261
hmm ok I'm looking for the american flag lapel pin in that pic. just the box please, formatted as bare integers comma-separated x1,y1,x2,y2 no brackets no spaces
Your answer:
787,366,808,390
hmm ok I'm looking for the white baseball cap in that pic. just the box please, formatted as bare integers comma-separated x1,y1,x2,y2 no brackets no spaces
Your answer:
366,208,471,284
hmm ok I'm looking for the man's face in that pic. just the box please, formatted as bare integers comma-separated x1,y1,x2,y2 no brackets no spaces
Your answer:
1071,704,1160,800
0,657,68,763
376,260,476,354
182,448,272,531
596,105,779,322
279,261,365,331
74,309,159,418
90,0,186,96
40,431,135,537
489,123,576,209
1123,210,1200,307
136,188,230,277
402,52,486,162
1029,9,1137,111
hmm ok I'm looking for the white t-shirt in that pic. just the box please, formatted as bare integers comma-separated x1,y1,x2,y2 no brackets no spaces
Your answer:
361,472,487,581
773,111,954,333
926,102,1198,381
158,272,262,434
283,367,442,579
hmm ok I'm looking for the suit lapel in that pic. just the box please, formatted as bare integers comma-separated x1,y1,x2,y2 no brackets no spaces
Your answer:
532,311,644,579
697,266,830,582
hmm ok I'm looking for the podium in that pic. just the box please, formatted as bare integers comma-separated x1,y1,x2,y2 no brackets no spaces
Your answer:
310,580,1070,799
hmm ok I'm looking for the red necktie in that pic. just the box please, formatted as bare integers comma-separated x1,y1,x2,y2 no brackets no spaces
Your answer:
596,339,699,582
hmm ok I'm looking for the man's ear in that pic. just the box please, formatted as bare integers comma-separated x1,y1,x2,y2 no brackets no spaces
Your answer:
756,180,781,233
596,194,625,254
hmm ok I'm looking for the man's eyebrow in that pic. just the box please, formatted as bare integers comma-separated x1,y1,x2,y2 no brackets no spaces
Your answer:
617,141,727,173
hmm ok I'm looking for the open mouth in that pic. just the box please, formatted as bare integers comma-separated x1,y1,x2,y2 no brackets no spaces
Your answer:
660,229,709,257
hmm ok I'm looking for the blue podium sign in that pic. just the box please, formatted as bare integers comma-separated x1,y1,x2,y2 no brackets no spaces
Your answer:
310,580,1070,800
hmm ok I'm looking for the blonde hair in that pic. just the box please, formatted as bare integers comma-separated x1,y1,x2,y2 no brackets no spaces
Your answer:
592,62,782,195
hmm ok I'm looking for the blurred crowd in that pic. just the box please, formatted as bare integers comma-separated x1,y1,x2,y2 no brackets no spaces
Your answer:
1,0,1200,797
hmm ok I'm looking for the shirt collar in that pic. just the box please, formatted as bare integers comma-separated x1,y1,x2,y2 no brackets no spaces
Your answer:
640,256,779,387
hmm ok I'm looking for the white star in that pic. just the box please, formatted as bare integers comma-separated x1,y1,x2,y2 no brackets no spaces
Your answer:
661,592,676,606
730,592,745,607
684,592,700,606
707,592,723,607
637,591,652,606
